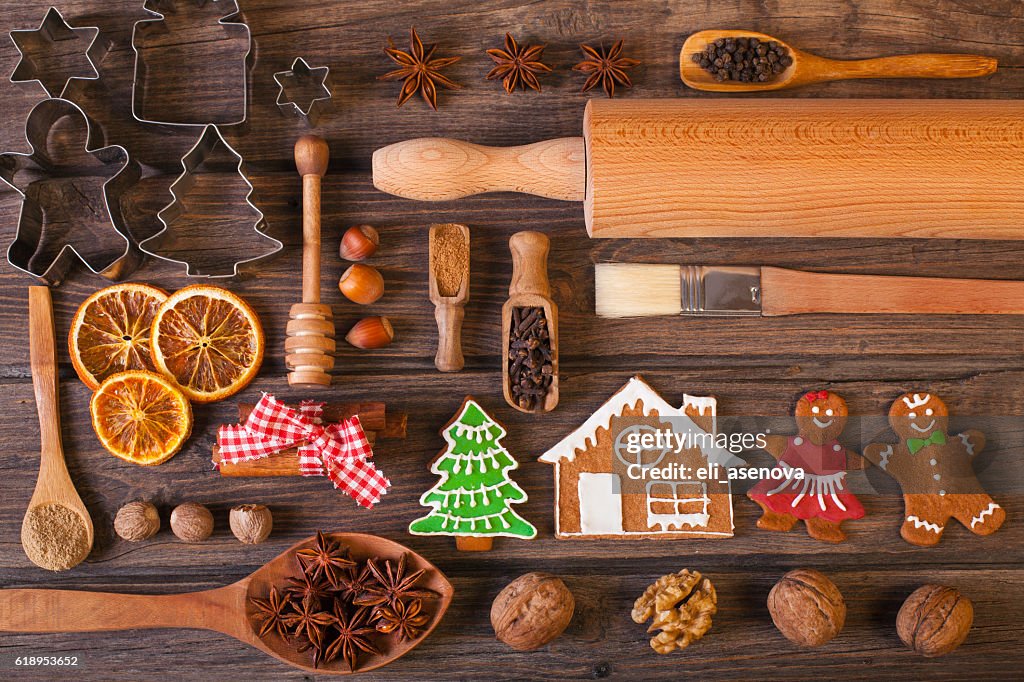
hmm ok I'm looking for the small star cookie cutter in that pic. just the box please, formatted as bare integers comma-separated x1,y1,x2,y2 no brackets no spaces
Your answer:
273,57,333,125
1,98,142,285
9,6,108,98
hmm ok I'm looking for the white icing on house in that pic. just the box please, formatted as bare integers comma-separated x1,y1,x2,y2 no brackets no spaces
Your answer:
646,481,710,530
902,393,932,410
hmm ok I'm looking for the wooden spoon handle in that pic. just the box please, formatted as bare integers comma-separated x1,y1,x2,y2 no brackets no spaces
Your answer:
434,302,465,372
28,287,63,464
509,231,551,298
760,267,1024,316
828,53,997,80
372,137,585,202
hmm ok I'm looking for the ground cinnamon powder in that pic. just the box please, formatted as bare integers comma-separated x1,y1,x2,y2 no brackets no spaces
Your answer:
431,224,469,297
23,503,90,571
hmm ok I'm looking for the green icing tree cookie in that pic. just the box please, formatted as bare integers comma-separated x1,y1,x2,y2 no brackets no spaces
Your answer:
409,397,537,550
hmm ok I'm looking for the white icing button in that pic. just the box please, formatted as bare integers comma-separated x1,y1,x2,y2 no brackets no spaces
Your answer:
939,490,946,496
934,474,941,481
833,444,842,451
794,437,803,445
930,459,937,466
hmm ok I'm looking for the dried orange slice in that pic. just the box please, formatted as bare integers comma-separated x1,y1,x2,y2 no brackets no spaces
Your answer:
150,285,264,403
90,370,192,465
69,283,168,390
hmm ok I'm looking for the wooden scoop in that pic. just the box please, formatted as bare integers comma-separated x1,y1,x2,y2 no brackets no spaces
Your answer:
22,286,93,571
501,231,558,413
680,30,997,92
0,533,453,675
428,223,470,372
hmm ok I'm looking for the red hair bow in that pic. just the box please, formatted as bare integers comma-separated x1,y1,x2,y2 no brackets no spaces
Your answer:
804,390,829,402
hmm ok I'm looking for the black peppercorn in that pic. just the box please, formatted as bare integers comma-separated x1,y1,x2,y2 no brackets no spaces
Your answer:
691,35,792,83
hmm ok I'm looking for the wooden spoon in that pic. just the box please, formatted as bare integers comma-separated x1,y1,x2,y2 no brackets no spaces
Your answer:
428,223,470,372
0,532,454,675
22,286,94,571
501,231,558,414
680,30,997,92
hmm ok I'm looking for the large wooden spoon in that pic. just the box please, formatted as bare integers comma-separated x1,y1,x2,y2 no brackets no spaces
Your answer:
22,286,94,571
0,533,453,675
680,30,997,92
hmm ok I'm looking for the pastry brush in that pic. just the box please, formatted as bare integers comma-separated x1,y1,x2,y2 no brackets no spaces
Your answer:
595,263,1024,318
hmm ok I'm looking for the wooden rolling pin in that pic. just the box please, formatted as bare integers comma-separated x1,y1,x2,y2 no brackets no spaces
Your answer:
373,99,1024,240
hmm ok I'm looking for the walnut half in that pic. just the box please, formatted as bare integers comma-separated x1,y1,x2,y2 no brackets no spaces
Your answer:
631,569,717,654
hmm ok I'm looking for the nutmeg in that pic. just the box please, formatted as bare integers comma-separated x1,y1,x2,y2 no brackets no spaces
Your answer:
229,504,273,544
170,502,214,543
345,316,394,349
114,500,160,542
339,224,379,261
339,263,384,305
897,585,973,657
768,568,846,647
490,572,574,651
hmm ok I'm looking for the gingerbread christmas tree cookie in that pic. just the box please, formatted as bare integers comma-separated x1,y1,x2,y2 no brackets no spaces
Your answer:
748,390,865,543
863,392,1005,547
409,397,536,551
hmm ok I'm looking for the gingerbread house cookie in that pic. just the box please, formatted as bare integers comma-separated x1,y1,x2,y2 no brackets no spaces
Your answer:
539,376,742,539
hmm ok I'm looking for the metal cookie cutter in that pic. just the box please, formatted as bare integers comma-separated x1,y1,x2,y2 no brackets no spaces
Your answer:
273,57,333,125
1,98,142,285
9,6,107,98
131,0,253,127
139,125,282,277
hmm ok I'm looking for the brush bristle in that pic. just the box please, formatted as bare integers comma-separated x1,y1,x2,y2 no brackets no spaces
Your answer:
595,264,682,318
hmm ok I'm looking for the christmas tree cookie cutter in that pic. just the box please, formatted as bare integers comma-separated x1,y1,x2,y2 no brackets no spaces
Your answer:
409,397,537,552
131,0,253,127
139,124,281,277
2,98,142,285
9,6,108,98
273,57,333,126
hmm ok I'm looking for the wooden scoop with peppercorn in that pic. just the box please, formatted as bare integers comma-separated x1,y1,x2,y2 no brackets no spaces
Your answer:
680,30,996,92
502,231,558,413
0,532,453,675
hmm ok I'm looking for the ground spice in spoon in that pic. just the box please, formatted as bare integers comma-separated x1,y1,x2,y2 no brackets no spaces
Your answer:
430,224,468,297
23,503,90,571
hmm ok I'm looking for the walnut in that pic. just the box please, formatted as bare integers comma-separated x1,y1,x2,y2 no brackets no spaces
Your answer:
229,504,273,544
897,585,973,657
490,573,575,650
170,502,214,542
768,568,846,647
631,569,717,654
113,501,160,542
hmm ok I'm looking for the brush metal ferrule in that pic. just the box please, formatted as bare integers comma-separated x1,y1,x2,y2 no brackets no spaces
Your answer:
680,266,762,316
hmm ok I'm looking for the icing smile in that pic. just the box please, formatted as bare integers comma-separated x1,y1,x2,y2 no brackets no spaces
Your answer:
910,420,936,433
812,417,834,428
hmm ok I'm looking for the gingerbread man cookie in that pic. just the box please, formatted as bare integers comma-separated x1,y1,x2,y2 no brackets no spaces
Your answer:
748,390,865,543
863,392,1005,547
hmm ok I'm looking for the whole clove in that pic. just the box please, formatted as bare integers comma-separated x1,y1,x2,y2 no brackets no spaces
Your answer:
507,306,553,411
691,36,792,83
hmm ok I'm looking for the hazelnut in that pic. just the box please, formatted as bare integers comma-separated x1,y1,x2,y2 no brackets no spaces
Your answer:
490,572,574,651
339,263,384,305
113,501,160,542
897,585,973,657
170,502,214,542
345,316,394,349
339,224,379,261
229,504,273,544
768,569,846,647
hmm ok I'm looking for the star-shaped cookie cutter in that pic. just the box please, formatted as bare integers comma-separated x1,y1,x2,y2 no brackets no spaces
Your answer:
9,6,106,98
273,57,333,125
1,98,142,285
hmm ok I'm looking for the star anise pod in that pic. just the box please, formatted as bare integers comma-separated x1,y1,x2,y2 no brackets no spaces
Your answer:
573,40,640,98
283,595,333,654
379,27,461,110
285,569,332,605
296,531,355,587
486,33,552,93
335,563,380,603
374,598,431,641
250,586,292,640
354,553,439,609
323,601,382,671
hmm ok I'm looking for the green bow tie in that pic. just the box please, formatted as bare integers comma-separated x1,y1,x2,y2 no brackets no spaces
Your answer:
908,430,946,455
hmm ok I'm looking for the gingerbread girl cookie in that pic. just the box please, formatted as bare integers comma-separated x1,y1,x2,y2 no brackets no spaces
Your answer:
748,390,865,543
863,392,1005,547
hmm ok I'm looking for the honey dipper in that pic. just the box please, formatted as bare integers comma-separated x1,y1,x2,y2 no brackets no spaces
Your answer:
286,135,335,387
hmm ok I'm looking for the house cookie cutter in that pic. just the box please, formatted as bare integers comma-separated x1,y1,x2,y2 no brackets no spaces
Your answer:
273,57,333,125
1,98,142,285
9,6,107,98
131,0,253,127
139,125,282,277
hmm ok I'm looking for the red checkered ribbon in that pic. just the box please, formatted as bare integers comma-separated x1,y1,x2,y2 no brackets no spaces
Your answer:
216,393,390,508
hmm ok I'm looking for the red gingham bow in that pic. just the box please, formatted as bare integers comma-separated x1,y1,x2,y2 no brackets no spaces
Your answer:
804,390,829,402
216,393,390,508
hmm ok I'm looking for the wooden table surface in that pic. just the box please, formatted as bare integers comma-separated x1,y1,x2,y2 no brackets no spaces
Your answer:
1,1,1022,679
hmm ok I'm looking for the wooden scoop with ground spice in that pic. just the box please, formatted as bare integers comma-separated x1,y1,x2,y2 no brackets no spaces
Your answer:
428,224,470,372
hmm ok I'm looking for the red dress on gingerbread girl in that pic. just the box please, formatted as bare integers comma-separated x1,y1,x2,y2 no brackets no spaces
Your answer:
748,390,865,543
